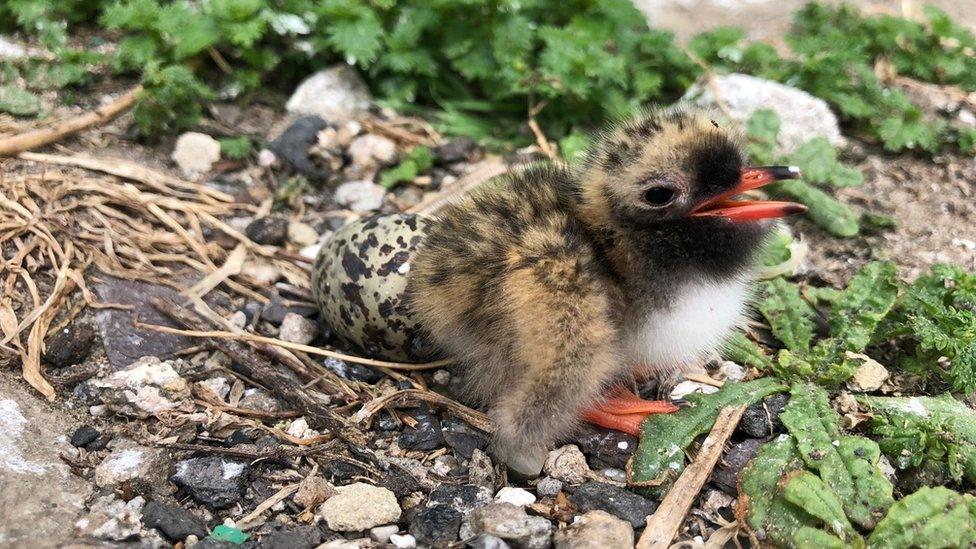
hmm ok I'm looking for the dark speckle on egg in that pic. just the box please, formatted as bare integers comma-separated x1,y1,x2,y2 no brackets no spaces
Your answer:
310,213,436,361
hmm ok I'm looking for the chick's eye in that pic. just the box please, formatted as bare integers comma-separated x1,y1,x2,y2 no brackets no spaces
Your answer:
643,186,676,206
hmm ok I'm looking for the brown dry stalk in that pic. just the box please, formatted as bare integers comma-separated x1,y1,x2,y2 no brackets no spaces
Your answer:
354,388,493,433
0,86,142,156
636,405,747,549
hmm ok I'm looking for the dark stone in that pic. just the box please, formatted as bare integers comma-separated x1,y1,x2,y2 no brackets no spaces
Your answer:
142,501,208,541
433,138,477,165
322,459,364,482
268,116,331,179
70,426,100,447
568,482,657,528
72,381,102,405
376,412,399,431
262,296,317,325
711,438,764,496
43,323,96,368
171,456,249,510
380,466,424,498
765,393,789,433
224,430,253,447
441,419,487,459
194,540,241,549
257,525,323,549
245,216,289,246
570,425,638,469
739,394,789,438
243,301,264,325
94,276,205,370
323,356,383,383
399,408,444,451
85,435,110,452
428,484,492,513
410,504,462,545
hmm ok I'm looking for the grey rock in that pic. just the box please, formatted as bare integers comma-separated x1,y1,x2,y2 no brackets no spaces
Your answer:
324,356,382,383
739,393,789,438
543,445,590,485
428,484,492,513
410,504,462,545
239,388,284,413
536,477,563,498
91,356,192,418
568,482,656,528
95,440,164,488
74,495,145,541
278,312,318,345
245,215,289,246
43,322,96,368
711,438,764,496
470,534,513,549
142,500,208,541
172,456,249,510
334,180,385,212
348,134,397,171
553,510,633,549
442,418,488,459
70,426,100,447
684,73,844,154
570,426,637,470
466,503,552,549
434,138,477,165
399,407,444,451
286,65,371,121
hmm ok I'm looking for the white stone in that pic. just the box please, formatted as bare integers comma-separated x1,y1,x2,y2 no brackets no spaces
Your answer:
348,134,397,170
279,312,318,345
432,369,451,385
390,534,417,548
684,73,844,155
171,132,221,178
319,483,401,532
494,486,536,507
91,357,191,418
94,442,160,488
240,259,282,286
721,360,747,382
258,148,277,167
669,380,719,400
286,65,371,121
288,221,319,246
845,352,889,392
369,525,400,544
334,180,386,212
201,377,230,400
74,495,145,541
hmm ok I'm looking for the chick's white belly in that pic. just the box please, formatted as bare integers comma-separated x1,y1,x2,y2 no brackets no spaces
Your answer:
623,278,750,369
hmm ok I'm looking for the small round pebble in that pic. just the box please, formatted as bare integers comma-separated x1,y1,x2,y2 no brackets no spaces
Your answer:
494,486,536,507
536,477,563,498
70,426,100,447
390,534,417,549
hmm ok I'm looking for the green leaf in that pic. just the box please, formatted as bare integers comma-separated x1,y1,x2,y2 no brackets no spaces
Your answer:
867,487,976,548
379,146,433,189
771,179,860,237
219,136,253,159
722,332,774,372
782,471,855,538
0,85,42,116
746,108,780,164
758,277,817,352
829,261,898,352
780,383,894,529
630,377,785,498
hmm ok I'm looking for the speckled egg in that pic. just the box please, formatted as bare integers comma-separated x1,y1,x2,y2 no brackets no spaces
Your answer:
311,213,434,361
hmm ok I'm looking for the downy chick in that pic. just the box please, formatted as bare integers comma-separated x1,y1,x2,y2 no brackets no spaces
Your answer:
405,106,804,476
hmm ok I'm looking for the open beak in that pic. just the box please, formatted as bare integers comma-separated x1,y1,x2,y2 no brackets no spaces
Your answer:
690,166,807,222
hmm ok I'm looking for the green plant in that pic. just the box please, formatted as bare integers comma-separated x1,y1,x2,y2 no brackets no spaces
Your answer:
379,145,433,189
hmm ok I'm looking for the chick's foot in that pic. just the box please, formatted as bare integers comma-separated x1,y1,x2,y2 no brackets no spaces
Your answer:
581,385,679,436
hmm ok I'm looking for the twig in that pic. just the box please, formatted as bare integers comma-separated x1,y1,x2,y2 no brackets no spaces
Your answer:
151,296,368,447
354,388,493,433
636,405,746,549
0,86,142,156
406,159,508,216
237,484,299,530
683,373,725,388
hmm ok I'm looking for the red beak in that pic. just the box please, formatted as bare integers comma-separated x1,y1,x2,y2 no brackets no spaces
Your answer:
690,166,807,221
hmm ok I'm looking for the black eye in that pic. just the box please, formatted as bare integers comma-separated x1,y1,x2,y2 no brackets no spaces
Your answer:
643,186,676,206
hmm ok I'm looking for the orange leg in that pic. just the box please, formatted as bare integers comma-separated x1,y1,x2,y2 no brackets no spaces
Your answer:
581,385,679,436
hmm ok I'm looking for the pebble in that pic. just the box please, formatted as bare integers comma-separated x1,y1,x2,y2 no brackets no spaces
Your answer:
91,357,192,418
239,388,284,413
319,482,401,532
432,369,451,385
720,360,747,382
172,132,221,178
334,180,386,212
295,475,335,509
286,65,372,121
370,525,400,544
711,438,764,496
470,534,512,549
428,484,493,513
441,418,487,459
600,468,627,483
285,417,319,439
543,445,591,485
324,356,383,383
348,134,397,171
846,353,890,392
685,73,844,154
398,407,445,451
494,486,536,507
434,138,477,165
468,449,496,490
568,482,657,528
258,148,277,167
279,312,319,345
201,377,231,401
288,221,319,246
171,456,249,510
390,534,418,548
141,501,208,541
739,393,789,439
43,322,96,368
94,441,161,488
70,426,100,447
571,425,637,469
74,495,145,541
466,503,553,549
245,215,289,246
554,510,634,549
240,259,282,286
258,525,323,549
410,504,462,545
536,477,563,498
269,116,331,179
